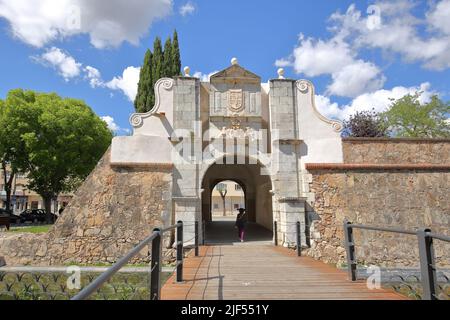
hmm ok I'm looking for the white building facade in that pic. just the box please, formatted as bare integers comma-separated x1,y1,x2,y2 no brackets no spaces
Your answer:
110,59,344,247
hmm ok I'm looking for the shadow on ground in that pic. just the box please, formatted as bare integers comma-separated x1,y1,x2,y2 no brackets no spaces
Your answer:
205,217,273,245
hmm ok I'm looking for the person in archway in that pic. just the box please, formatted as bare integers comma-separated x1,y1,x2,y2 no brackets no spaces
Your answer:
235,208,247,242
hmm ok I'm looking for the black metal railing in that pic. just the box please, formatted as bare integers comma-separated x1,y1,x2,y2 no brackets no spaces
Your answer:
273,221,308,256
72,221,190,300
343,219,450,300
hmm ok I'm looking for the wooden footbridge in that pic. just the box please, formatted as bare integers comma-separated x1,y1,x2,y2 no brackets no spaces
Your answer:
161,220,406,300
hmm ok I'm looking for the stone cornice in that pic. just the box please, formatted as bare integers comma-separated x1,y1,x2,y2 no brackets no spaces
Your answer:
342,137,450,143
110,162,174,169
305,163,450,171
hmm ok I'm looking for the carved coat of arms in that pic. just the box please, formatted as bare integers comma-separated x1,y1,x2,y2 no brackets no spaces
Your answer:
228,89,244,113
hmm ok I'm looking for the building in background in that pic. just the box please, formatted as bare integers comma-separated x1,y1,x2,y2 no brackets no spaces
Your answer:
211,180,245,217
0,167,72,214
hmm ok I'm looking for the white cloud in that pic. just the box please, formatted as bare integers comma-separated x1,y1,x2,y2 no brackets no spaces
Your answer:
276,35,354,77
330,1,450,70
193,70,219,82
277,1,450,99
428,0,450,34
101,116,120,132
276,34,384,98
105,66,141,102
34,47,81,81
84,66,102,88
316,82,435,120
33,47,140,101
0,0,173,49
179,2,195,16
327,60,385,97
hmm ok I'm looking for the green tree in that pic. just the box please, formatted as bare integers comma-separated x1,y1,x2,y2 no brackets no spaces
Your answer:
152,37,163,91
343,109,389,137
0,99,17,212
134,31,182,113
135,49,153,113
172,30,181,77
383,93,450,138
163,37,173,77
2,89,112,222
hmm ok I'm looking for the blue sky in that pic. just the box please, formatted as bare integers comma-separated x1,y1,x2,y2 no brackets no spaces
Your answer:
0,0,449,134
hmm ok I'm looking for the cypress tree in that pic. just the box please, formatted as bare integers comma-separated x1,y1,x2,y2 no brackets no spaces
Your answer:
163,37,173,78
152,37,163,87
134,49,153,113
134,31,181,113
172,30,181,76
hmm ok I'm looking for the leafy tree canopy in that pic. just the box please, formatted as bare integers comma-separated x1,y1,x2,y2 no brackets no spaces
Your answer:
343,109,389,138
1,89,112,217
383,93,450,138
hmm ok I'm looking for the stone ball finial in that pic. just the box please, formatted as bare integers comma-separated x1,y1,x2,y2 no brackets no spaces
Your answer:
231,57,238,66
184,66,191,77
278,68,285,79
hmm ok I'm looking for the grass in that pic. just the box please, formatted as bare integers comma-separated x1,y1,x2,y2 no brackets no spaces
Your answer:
0,271,172,300
7,225,52,234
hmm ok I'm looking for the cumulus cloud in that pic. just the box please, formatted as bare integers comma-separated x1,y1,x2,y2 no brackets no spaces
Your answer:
316,82,435,120
276,1,450,98
0,0,173,49
33,47,140,101
33,47,82,81
276,34,384,97
327,61,385,97
193,70,219,82
331,1,450,70
101,116,120,132
179,2,195,16
105,66,141,102
84,66,103,88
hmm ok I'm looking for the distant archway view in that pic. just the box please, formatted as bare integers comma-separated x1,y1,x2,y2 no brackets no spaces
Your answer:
211,180,245,220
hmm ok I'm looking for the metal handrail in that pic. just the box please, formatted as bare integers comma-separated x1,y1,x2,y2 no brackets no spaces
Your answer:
72,221,185,301
343,219,450,300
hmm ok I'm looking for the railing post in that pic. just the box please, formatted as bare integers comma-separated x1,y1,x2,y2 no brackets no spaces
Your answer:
417,228,438,300
296,221,302,257
273,221,278,246
150,228,162,300
343,220,357,281
176,221,183,283
202,220,206,245
195,221,199,257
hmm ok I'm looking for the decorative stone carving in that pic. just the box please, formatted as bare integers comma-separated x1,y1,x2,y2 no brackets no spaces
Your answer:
129,78,174,128
228,89,244,113
218,117,259,141
296,80,343,133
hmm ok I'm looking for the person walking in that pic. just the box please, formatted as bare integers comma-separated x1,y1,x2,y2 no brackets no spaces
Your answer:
235,208,247,242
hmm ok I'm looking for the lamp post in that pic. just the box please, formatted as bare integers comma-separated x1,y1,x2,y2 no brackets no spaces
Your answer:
216,183,228,217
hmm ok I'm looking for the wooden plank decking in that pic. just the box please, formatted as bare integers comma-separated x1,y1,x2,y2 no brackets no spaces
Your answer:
162,244,407,300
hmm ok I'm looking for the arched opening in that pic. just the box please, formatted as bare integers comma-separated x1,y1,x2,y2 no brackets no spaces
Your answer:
201,157,273,244
211,180,246,221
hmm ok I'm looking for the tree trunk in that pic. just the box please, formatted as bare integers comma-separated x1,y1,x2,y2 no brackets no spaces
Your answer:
43,196,53,224
2,161,14,213
222,196,226,217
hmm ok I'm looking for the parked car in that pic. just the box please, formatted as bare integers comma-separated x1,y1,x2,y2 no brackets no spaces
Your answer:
19,209,58,224
0,208,21,224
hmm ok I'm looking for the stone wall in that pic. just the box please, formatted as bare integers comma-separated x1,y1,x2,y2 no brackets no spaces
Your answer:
343,138,450,164
305,138,450,268
0,148,174,266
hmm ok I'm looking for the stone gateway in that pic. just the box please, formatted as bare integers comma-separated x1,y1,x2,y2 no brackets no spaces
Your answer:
0,59,448,267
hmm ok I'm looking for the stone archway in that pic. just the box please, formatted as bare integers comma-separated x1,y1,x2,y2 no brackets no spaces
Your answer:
201,157,274,243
